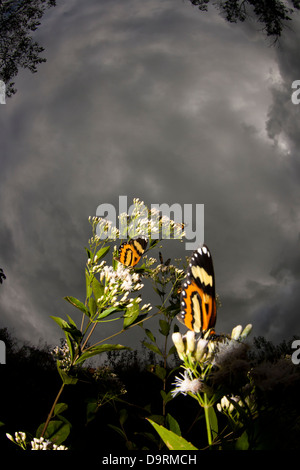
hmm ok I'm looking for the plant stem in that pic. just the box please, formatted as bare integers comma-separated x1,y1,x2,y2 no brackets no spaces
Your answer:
84,310,160,351
203,393,212,448
40,383,65,438
81,321,97,350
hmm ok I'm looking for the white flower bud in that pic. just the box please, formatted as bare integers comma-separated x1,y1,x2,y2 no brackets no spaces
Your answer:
231,325,243,340
240,324,252,339
185,330,195,355
195,338,208,361
172,332,185,359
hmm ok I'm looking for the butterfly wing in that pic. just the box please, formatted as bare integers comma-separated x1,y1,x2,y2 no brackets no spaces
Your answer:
178,244,216,334
118,238,148,267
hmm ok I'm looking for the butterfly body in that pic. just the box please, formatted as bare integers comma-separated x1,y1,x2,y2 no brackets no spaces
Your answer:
178,245,216,335
118,237,147,267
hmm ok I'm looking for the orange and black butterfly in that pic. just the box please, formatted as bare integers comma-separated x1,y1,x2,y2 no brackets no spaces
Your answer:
117,237,148,267
177,244,216,336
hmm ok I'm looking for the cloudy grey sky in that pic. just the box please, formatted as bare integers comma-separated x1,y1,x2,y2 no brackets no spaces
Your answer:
1,0,300,351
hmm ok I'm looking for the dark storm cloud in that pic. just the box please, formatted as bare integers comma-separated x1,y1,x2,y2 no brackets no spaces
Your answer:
0,0,299,347
258,12,300,342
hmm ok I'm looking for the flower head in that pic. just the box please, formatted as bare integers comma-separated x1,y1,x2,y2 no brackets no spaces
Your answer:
31,437,68,450
172,331,209,363
51,340,72,371
171,370,205,397
6,431,27,449
217,395,238,414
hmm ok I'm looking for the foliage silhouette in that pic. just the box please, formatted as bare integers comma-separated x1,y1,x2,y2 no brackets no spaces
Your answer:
2,0,297,100
0,0,56,97
189,0,300,40
1,326,300,451
0,268,6,284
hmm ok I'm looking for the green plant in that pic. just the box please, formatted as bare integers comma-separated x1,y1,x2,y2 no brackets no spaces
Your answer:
148,324,254,450
5,198,184,450
141,251,186,420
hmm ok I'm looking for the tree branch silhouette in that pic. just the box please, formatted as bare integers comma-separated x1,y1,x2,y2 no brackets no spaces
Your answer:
0,0,56,97
0,268,6,284
189,0,300,40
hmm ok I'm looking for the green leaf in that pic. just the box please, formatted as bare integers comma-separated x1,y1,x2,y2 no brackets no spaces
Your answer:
160,390,173,405
147,419,198,450
51,316,69,330
149,239,160,249
145,328,156,343
166,413,181,436
97,306,120,321
36,420,71,446
119,408,128,426
95,245,110,261
108,424,127,440
123,301,140,329
235,430,249,450
159,319,170,336
207,405,218,441
62,324,83,344
128,312,149,327
50,317,82,361
154,365,166,381
89,296,97,317
142,341,163,357
75,344,129,365
85,269,92,299
64,296,90,316
65,334,75,363
54,403,68,416
57,364,78,385
112,253,119,270
86,400,99,424
148,414,164,426
50,318,81,358
167,345,177,357
91,276,104,302
66,315,77,328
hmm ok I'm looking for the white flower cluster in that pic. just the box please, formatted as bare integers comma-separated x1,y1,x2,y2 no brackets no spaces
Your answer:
97,262,152,313
100,263,142,293
6,431,27,449
150,260,185,287
88,216,120,241
91,198,185,241
172,325,253,364
31,437,68,450
6,432,68,450
217,395,239,414
172,330,209,362
171,325,253,398
216,393,257,419
52,340,72,371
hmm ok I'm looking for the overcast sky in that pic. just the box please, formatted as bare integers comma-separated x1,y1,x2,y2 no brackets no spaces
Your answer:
1,0,300,352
